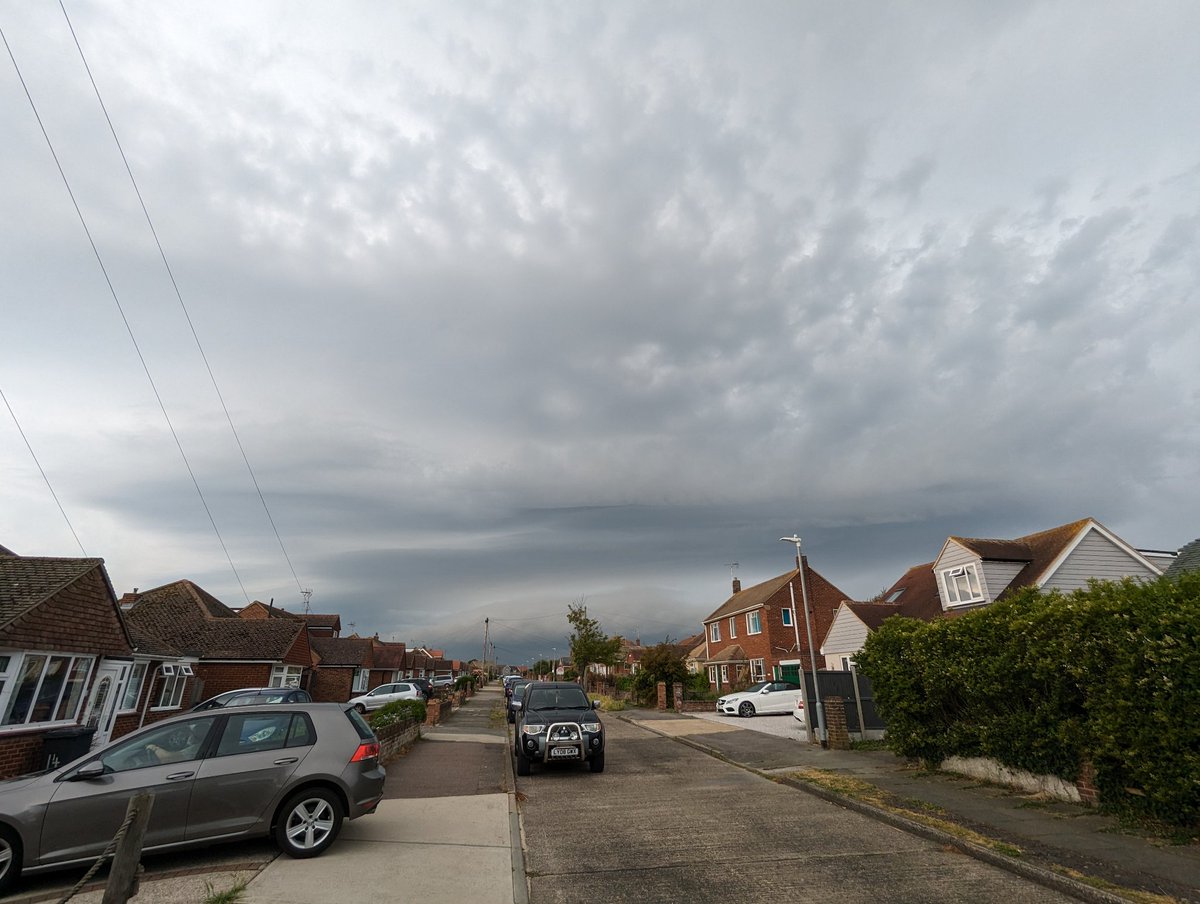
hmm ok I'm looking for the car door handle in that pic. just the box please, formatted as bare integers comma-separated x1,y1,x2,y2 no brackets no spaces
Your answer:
273,757,299,765
166,771,195,780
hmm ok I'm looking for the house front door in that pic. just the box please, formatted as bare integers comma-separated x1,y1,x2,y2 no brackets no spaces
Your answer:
85,660,129,749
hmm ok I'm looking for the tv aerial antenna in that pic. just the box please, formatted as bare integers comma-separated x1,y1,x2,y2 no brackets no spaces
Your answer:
300,588,313,614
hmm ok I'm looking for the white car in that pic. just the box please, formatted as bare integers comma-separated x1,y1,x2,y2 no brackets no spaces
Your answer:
716,681,803,717
348,681,422,713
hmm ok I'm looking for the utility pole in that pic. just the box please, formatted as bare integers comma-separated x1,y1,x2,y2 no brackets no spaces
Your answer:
482,617,491,676
781,535,827,746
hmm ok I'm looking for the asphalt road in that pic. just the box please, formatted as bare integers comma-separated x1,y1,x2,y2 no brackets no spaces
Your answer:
515,714,1080,904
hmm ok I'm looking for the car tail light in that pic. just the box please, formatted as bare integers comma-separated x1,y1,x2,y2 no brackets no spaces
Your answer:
351,741,380,762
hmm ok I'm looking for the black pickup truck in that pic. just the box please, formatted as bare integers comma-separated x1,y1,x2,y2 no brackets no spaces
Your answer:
513,681,605,775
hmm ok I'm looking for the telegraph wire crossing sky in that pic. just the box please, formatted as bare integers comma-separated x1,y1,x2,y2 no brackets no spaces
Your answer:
2,2,1198,663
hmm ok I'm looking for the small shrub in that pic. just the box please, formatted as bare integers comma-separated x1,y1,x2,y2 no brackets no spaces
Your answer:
371,698,426,729
594,694,625,712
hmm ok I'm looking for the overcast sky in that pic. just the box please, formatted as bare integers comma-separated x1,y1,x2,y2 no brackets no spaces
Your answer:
3,2,1198,665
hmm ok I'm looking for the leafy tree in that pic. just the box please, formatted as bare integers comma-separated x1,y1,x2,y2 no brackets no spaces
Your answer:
567,601,622,692
630,641,689,703
531,659,553,679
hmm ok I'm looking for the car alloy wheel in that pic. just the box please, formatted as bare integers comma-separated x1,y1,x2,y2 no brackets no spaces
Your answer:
0,827,21,896
275,789,343,858
738,701,755,717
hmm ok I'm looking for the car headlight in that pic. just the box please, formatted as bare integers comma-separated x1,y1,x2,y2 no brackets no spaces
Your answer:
581,722,601,733
521,724,545,736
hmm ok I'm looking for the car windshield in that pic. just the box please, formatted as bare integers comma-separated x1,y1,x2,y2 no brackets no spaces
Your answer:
512,684,528,700
525,687,589,710
745,682,771,693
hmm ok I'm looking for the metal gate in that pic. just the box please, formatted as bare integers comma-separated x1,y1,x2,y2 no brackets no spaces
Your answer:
779,666,886,739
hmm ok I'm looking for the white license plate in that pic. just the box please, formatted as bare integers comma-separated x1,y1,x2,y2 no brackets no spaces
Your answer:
550,746,579,758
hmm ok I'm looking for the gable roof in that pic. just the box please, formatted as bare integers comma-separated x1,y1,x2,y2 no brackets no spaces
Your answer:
370,640,407,670
705,571,795,622
707,644,747,664
125,579,304,659
0,556,110,629
303,614,342,630
843,601,905,630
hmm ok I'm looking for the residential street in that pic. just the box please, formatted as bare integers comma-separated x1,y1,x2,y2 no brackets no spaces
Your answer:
516,714,1078,904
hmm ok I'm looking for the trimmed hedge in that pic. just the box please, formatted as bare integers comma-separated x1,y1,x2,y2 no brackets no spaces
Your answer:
370,698,426,729
855,573,1200,828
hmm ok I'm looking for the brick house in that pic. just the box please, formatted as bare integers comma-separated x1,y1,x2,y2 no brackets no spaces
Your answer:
123,580,313,701
309,636,374,702
0,552,195,778
702,559,850,692
368,638,407,688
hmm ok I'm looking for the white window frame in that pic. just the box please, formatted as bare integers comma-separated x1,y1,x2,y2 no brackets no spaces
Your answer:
154,674,188,710
119,661,149,712
352,668,369,692
270,664,303,688
719,665,729,684
707,666,718,684
0,650,95,731
746,611,762,635
710,623,721,642
781,608,793,627
728,617,737,639
941,563,985,606
750,658,766,681
841,656,855,671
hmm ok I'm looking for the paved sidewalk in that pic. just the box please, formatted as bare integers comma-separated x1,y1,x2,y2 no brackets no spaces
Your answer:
623,708,1200,904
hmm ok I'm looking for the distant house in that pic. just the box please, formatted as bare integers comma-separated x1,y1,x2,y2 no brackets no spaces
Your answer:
368,638,408,687
0,552,191,778
124,580,313,701
702,562,850,691
309,636,374,701
820,517,1168,669
1164,538,1200,580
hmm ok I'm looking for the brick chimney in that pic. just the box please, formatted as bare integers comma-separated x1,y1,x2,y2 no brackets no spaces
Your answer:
732,578,741,593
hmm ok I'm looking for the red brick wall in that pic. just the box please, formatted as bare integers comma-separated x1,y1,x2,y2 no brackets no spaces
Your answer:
282,630,312,667
310,667,353,702
0,733,46,778
191,663,272,701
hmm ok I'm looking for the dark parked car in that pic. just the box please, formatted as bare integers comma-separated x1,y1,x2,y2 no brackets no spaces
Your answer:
0,703,385,895
191,686,313,711
513,681,604,775
505,680,531,724
409,678,434,699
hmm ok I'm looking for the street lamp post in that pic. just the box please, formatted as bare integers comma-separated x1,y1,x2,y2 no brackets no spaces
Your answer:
780,535,827,745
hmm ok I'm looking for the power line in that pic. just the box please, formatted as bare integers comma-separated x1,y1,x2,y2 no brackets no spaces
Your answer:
1,387,87,556
57,2,306,599
1,24,250,603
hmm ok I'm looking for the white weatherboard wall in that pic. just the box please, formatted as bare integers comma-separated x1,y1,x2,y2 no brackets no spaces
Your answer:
821,605,870,668
1041,529,1160,591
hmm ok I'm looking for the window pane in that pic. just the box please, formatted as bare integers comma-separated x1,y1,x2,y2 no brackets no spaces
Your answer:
121,663,147,710
32,656,70,723
4,654,46,725
286,714,316,748
217,712,292,756
55,658,92,721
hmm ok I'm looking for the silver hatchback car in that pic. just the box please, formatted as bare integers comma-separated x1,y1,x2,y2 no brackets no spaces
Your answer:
0,703,385,895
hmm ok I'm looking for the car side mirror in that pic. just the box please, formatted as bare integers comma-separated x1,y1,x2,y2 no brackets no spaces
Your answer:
592,700,601,710
760,688,771,694
68,760,106,781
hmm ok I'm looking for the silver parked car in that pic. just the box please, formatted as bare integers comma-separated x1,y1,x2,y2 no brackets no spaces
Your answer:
347,682,422,714
0,703,385,895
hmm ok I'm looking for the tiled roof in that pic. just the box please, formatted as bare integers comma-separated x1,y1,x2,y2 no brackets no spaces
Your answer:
125,621,182,657
952,518,1094,597
844,601,905,631
311,636,373,667
704,571,795,622
1165,538,1200,580
370,640,407,670
194,619,305,659
707,644,747,664
125,579,302,659
303,614,341,629
0,556,107,629
878,561,942,623
239,601,304,620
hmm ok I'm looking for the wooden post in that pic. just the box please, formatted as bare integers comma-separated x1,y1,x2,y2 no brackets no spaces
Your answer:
102,790,154,904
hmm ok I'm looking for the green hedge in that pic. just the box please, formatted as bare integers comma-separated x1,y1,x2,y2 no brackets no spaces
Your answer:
855,573,1200,828
370,698,426,729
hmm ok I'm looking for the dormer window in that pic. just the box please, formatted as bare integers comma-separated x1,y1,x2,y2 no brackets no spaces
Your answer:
941,563,984,605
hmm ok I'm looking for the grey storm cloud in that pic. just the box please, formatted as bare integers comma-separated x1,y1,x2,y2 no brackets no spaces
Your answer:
3,1,1199,663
